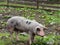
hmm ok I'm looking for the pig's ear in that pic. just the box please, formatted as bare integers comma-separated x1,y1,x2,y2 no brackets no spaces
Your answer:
36,28,40,31
43,27,48,30
35,26,40,31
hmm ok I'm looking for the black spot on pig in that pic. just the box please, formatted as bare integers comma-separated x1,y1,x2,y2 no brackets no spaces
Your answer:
16,22,19,26
26,21,31,25
11,21,13,24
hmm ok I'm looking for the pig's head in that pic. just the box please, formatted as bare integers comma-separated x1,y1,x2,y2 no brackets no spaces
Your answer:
34,26,47,37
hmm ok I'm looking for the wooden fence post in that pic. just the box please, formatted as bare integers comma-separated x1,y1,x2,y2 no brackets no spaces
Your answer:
6,0,9,8
36,0,39,9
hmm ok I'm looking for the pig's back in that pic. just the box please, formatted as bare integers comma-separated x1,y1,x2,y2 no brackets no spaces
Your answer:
7,16,31,31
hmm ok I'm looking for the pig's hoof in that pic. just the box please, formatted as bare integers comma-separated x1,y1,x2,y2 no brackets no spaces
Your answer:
26,41,31,45
16,38,20,41
16,39,20,41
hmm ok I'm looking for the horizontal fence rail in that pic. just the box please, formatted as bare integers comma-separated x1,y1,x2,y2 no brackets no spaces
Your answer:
0,0,60,10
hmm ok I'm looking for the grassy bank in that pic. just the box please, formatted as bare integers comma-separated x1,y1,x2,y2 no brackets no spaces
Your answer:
0,32,60,45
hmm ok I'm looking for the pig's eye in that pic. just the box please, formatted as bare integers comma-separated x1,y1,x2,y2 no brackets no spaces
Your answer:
37,28,40,31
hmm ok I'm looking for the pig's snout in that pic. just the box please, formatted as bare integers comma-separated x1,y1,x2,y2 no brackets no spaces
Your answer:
39,30,45,37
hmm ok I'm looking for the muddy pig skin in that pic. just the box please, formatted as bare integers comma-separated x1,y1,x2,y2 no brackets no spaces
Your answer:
6,16,46,45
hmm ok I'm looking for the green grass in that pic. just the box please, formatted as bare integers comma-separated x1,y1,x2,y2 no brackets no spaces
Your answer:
0,32,60,45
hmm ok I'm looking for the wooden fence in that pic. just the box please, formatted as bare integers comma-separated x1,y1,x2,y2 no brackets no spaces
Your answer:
0,0,60,10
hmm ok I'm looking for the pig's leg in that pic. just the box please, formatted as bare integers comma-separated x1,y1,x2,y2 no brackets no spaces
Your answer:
9,27,14,40
28,31,35,45
14,28,20,41
10,31,13,40
15,31,20,41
